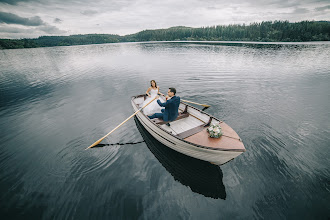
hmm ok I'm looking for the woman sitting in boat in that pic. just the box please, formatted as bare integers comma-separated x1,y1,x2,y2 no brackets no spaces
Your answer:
142,80,164,116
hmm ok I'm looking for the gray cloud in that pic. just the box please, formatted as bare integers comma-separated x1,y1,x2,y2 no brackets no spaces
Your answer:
0,24,65,34
228,0,330,9
1,0,329,39
0,24,66,36
81,10,98,16
38,24,65,34
54,18,62,23
293,7,310,14
0,12,45,26
0,0,129,6
315,5,330,11
0,0,41,5
0,11,66,38
0,25,66,39
0,26,34,33
0,0,24,5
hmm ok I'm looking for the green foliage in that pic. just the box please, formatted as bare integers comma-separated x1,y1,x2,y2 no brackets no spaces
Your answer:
0,21,329,49
0,39,38,49
34,34,121,47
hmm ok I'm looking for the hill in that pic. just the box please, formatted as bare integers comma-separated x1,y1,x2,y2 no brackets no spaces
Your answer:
1,21,329,49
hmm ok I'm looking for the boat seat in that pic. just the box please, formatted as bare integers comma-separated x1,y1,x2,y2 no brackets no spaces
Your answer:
176,125,207,139
151,112,189,125
176,117,213,139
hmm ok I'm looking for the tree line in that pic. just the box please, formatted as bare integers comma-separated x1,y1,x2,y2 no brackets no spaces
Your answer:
1,21,329,49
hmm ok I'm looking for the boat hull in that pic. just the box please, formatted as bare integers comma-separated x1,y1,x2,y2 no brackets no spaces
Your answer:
134,116,226,199
132,99,244,165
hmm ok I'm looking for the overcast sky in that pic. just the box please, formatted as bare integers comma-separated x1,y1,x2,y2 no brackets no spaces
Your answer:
0,0,329,39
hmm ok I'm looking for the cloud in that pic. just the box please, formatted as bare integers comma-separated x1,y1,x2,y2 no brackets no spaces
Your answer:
0,24,66,39
0,26,34,33
0,0,25,5
1,0,330,39
315,5,330,11
54,18,62,23
293,7,309,14
0,0,41,5
38,24,65,34
0,11,45,26
81,10,98,16
0,24,65,34
0,11,66,38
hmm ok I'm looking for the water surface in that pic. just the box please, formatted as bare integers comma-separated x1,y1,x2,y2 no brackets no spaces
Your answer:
0,41,329,219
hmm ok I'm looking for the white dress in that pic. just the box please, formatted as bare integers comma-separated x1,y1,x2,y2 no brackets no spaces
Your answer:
142,88,164,116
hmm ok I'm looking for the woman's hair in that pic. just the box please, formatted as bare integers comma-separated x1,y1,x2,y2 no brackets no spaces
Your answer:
150,80,157,88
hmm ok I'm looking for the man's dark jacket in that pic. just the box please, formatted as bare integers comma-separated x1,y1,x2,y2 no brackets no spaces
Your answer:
157,96,180,122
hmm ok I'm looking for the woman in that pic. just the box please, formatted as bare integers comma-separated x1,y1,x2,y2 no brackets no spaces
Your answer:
142,80,164,116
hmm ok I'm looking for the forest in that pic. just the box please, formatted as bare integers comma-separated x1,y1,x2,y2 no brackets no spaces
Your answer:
1,21,329,49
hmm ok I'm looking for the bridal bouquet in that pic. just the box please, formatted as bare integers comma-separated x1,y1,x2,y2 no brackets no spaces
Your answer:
207,123,223,138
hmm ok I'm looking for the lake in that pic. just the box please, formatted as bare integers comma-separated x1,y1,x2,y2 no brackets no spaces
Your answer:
0,41,329,219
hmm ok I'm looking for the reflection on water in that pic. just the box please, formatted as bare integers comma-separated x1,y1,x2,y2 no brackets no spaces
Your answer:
134,117,226,199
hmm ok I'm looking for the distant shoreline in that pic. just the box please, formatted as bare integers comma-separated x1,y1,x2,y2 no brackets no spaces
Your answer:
141,40,330,45
1,40,329,50
1,20,329,49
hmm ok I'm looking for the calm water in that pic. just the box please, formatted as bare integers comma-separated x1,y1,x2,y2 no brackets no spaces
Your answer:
0,42,329,219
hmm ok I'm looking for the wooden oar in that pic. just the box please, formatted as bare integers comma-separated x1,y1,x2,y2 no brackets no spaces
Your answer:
158,94,210,108
181,99,211,108
86,96,158,150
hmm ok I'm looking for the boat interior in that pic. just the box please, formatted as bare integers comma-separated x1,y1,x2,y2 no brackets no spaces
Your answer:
133,95,216,139
133,94,245,151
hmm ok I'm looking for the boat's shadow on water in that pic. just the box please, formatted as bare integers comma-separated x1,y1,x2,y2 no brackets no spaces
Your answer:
134,117,226,199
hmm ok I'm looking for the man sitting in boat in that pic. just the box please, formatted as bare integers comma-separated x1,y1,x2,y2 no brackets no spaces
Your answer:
148,87,180,125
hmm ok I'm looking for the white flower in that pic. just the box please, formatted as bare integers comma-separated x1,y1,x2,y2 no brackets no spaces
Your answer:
207,123,222,138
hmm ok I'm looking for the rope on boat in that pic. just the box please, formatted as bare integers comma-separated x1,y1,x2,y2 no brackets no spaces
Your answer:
221,135,242,142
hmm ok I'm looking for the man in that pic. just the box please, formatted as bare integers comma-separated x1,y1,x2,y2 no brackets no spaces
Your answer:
148,87,180,125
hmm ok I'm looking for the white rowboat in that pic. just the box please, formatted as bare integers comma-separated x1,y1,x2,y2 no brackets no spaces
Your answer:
132,95,246,165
